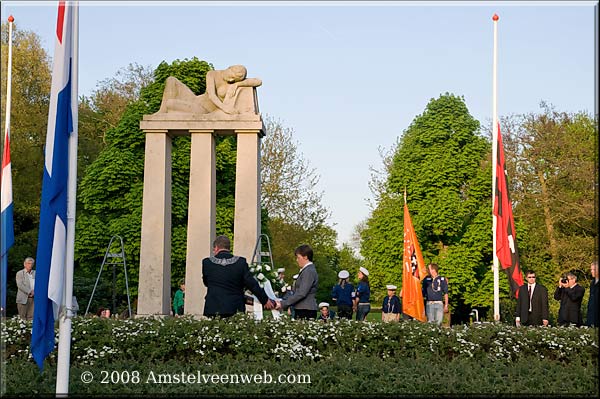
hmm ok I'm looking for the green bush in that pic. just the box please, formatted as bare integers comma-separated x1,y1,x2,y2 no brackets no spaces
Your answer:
1,315,597,395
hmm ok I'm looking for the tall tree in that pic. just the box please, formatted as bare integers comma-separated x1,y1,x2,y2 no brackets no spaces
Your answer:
75,57,222,302
361,93,493,318
500,103,597,284
1,22,51,277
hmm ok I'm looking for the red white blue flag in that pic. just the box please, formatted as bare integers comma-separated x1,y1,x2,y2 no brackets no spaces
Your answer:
493,122,523,298
31,1,77,371
1,119,14,313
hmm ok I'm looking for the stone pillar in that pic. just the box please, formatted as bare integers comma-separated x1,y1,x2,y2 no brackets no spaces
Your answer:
233,130,261,262
137,130,172,316
184,130,216,316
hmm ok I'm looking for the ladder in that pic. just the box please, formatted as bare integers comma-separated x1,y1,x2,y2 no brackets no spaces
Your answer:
85,235,132,318
251,233,274,270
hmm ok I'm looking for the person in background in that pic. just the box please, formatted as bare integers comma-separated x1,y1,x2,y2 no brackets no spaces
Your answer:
331,269,354,319
515,270,549,327
173,279,185,317
15,257,35,320
422,263,448,326
276,268,286,284
276,245,318,320
317,302,336,322
382,285,401,322
554,271,585,326
353,267,371,321
586,260,599,327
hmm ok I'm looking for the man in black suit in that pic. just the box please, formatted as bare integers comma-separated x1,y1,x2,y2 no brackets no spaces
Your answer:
515,270,549,327
586,260,599,327
554,272,586,326
202,235,275,318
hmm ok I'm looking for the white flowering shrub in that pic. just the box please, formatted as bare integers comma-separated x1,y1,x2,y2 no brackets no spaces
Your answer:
1,315,597,367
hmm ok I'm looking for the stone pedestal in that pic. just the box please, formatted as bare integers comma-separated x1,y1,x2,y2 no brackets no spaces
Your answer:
138,99,264,316
184,130,216,316
233,131,261,261
137,131,172,316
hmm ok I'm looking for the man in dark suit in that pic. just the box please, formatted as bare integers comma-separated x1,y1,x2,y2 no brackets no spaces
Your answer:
202,235,275,318
554,272,586,326
515,270,549,327
586,260,598,327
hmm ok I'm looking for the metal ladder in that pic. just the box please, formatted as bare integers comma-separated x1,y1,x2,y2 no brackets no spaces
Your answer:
85,235,132,318
251,233,275,270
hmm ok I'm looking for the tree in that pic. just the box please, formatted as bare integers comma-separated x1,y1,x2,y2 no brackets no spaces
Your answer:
260,116,354,302
261,116,330,229
500,103,597,286
1,23,51,305
75,58,223,304
361,93,493,319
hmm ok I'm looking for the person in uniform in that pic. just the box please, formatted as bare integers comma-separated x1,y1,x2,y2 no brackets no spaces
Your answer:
422,263,448,325
202,235,275,318
317,302,336,322
331,270,354,319
381,285,401,322
354,267,371,321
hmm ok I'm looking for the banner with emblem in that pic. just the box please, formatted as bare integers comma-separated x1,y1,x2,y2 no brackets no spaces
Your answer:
402,194,427,322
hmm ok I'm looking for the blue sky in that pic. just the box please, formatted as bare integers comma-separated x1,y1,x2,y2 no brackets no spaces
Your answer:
2,1,597,248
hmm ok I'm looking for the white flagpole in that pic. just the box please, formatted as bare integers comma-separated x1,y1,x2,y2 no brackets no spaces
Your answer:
4,16,13,141
491,13,500,322
56,1,78,395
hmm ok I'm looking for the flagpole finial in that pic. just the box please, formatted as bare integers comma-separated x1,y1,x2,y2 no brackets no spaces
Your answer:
492,14,499,21
8,15,14,22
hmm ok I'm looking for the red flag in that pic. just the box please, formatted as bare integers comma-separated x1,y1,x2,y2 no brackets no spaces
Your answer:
402,201,427,322
493,122,523,298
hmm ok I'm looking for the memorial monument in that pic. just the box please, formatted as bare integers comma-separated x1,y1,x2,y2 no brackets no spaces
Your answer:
137,65,264,316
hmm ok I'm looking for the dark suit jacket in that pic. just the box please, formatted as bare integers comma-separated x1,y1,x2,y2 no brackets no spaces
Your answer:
515,283,549,325
554,284,585,326
586,278,599,327
202,251,269,317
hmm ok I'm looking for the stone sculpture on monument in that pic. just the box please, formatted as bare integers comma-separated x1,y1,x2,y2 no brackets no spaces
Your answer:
153,65,262,118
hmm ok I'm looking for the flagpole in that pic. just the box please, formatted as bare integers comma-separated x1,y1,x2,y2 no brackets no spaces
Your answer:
1,15,15,317
491,13,500,322
56,2,78,395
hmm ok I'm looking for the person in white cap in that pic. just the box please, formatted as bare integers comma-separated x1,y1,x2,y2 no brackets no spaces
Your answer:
353,267,371,321
276,268,286,283
381,285,400,322
317,302,336,322
331,270,354,319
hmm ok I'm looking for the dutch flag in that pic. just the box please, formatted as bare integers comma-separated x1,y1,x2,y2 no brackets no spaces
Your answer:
1,120,14,314
31,1,78,371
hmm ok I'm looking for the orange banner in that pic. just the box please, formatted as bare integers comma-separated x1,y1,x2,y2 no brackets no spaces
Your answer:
402,202,427,322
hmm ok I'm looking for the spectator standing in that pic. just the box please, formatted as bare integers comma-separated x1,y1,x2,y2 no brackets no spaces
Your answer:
554,272,585,326
15,257,35,320
173,280,185,316
586,260,599,327
515,270,549,326
331,269,354,319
